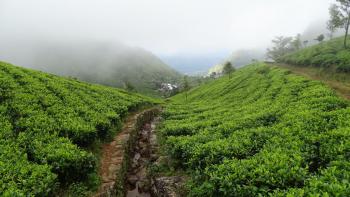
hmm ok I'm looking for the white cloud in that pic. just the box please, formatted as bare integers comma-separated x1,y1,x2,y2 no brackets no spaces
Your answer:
0,0,334,56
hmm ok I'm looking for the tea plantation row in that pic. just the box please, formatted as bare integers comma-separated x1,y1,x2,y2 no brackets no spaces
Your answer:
0,61,156,196
161,64,350,196
280,36,350,72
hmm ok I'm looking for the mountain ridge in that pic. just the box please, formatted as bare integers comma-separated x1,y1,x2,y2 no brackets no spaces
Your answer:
0,39,182,96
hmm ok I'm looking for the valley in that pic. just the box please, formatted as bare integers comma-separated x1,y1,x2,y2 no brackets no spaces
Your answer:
1,1,350,195
1,59,349,196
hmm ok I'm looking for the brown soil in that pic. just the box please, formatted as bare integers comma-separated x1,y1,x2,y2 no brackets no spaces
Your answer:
126,117,161,197
93,110,144,197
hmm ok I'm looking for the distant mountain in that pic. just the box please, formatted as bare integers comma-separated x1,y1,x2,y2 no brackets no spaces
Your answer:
160,51,229,76
207,49,265,76
0,39,182,96
207,64,225,77
226,49,265,68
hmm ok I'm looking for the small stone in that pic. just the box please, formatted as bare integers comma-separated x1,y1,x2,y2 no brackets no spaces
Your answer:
150,154,159,161
152,176,184,197
127,175,139,185
138,179,150,193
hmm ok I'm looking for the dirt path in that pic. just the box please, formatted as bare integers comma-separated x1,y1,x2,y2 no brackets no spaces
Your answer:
92,107,184,197
93,109,148,197
126,116,161,197
270,63,350,100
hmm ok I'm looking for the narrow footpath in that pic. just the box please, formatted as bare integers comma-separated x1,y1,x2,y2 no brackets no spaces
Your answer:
125,113,186,197
93,107,184,197
125,116,161,197
93,108,159,197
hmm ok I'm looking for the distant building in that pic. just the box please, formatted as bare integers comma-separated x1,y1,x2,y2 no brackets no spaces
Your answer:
159,83,178,91
158,83,179,97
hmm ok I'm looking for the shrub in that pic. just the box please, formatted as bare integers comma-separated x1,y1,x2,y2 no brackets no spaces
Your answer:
161,64,350,196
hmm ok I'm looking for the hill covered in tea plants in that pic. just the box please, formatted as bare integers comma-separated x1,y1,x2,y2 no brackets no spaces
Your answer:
280,36,350,73
0,61,157,196
161,63,350,196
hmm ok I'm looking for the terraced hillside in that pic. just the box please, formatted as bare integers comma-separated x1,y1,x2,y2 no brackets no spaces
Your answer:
280,36,350,73
161,63,350,196
0,61,157,196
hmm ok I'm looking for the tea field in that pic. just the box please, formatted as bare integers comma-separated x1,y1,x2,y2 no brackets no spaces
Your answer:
161,63,350,196
0,61,156,196
280,36,350,73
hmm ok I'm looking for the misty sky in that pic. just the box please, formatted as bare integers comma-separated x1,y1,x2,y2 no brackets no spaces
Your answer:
0,0,334,58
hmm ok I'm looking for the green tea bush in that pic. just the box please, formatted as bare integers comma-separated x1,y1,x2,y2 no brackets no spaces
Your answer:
161,63,350,196
0,61,156,194
280,36,350,73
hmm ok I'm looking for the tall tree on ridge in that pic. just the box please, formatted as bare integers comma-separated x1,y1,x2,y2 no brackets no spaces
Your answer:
223,61,235,79
183,75,190,101
328,0,350,48
315,34,325,43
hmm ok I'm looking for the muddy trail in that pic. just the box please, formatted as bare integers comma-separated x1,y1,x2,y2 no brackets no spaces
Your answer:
92,107,184,197
92,108,157,197
96,113,139,195
125,113,185,197
125,116,161,197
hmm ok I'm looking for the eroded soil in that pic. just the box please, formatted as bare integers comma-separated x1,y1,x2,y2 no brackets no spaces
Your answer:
93,111,144,197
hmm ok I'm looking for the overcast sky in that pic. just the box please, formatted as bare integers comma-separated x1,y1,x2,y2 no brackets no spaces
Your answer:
0,0,334,57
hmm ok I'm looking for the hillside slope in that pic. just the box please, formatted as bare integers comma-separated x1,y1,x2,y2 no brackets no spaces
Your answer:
280,36,350,72
161,63,350,196
0,61,157,196
270,63,350,100
0,40,182,96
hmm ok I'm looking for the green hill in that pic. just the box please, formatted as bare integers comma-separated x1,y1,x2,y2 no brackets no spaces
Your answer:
0,61,157,196
161,63,350,196
280,36,350,72
1,41,182,97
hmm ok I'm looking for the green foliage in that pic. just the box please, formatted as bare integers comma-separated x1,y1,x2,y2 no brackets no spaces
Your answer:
160,63,350,196
223,62,235,79
315,34,325,42
123,80,136,92
267,35,302,61
0,61,157,195
280,36,350,72
328,0,350,47
267,36,294,61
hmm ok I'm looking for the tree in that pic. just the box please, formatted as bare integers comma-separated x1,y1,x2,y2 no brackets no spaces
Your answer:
210,72,217,78
291,34,302,50
183,75,190,101
315,34,325,43
196,77,203,85
327,4,340,39
266,36,294,61
328,0,350,48
123,80,135,92
327,4,341,39
222,61,235,79
303,40,309,47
